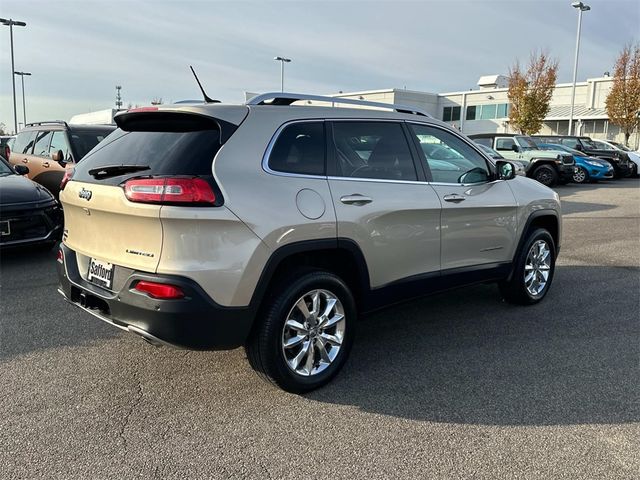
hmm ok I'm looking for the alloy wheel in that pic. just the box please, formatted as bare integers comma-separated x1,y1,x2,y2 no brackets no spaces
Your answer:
281,289,346,377
573,167,587,183
524,240,551,296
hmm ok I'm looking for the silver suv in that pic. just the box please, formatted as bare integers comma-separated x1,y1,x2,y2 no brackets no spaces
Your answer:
56,93,562,392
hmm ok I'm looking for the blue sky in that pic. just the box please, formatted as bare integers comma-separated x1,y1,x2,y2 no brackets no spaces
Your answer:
1,0,638,133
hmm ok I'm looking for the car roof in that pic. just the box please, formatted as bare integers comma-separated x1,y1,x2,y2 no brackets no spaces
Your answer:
116,100,446,127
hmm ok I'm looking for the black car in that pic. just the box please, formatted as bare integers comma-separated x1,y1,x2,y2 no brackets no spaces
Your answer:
0,155,62,249
532,135,632,178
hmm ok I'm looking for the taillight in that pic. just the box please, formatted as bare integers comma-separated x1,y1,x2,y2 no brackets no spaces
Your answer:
56,249,64,264
60,168,74,191
134,281,184,299
123,177,216,205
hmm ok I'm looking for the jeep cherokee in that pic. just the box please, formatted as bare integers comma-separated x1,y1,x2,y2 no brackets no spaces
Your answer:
56,93,562,393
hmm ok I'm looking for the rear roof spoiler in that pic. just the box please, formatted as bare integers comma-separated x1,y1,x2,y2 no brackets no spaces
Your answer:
114,109,239,143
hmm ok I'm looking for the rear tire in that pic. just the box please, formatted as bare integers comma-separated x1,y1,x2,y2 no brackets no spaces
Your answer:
245,270,356,393
572,166,589,184
531,164,558,187
500,228,556,305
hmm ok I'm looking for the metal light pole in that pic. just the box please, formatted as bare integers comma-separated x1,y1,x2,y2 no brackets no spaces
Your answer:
0,18,27,134
274,56,291,92
568,2,590,136
14,71,31,127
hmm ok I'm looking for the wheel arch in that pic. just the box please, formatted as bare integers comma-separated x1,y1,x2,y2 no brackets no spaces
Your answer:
514,210,560,259
248,238,371,317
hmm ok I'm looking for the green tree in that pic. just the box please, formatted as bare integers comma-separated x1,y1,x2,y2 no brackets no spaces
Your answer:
605,43,640,146
508,52,558,135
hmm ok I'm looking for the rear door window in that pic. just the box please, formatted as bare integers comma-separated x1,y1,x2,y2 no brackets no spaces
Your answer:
268,122,325,176
12,130,37,154
330,121,417,181
33,131,53,157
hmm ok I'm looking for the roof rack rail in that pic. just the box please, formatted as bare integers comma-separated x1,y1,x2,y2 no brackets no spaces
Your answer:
246,92,433,118
25,120,70,128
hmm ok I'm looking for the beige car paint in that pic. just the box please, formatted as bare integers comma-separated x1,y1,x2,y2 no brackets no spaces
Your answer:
60,102,562,309
430,180,518,270
328,177,442,287
61,181,163,273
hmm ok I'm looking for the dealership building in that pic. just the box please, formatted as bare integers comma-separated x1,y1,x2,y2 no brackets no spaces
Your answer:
324,74,637,148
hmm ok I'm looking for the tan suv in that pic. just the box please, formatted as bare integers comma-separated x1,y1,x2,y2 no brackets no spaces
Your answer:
9,121,115,197
56,94,562,392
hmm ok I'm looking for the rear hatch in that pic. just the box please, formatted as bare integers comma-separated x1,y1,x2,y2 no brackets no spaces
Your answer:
60,106,247,278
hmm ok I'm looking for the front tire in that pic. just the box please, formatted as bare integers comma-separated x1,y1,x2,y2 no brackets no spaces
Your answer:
245,271,356,393
500,228,556,305
531,164,558,187
572,166,589,184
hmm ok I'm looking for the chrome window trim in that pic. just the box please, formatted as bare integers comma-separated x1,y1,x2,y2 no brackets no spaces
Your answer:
261,117,502,186
327,176,428,186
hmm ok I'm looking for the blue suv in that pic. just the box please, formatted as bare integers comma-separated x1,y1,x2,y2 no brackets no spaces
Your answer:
537,143,614,183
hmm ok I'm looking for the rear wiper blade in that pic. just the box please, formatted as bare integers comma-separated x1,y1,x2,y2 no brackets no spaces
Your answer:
88,165,150,179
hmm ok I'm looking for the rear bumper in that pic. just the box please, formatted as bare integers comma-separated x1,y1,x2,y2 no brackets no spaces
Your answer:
56,243,254,350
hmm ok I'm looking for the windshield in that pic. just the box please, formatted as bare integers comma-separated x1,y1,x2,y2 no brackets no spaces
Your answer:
514,136,539,150
610,142,629,151
580,138,598,149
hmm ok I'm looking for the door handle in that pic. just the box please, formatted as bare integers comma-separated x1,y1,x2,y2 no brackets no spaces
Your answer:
340,194,373,206
22,158,28,164
42,162,50,168
443,194,466,203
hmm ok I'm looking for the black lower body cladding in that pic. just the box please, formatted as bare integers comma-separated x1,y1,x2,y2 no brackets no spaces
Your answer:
56,243,254,349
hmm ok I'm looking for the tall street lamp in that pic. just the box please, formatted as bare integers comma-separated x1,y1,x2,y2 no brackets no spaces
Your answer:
14,71,31,127
568,2,590,136
0,18,27,134
274,56,291,92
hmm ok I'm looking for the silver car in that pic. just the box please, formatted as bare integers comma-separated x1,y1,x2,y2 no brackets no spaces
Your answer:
56,93,562,392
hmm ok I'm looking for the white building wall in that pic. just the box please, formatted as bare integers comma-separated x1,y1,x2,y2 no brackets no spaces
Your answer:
331,76,638,147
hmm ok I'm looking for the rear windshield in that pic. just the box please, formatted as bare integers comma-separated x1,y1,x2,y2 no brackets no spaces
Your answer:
72,128,222,185
70,130,113,160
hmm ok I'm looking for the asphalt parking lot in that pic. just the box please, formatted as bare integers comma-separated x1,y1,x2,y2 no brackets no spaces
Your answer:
1,179,638,479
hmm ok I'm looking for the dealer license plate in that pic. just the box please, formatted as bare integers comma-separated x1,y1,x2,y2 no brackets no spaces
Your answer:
87,258,115,290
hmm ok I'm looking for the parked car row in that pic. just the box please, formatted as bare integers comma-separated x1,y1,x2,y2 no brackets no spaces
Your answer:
470,133,636,187
1,121,114,250
0,154,62,249
7,121,115,198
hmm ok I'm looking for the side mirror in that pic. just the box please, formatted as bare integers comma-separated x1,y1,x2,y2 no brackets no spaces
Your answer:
511,144,520,152
14,164,29,175
574,144,583,151
496,160,516,180
51,150,67,167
